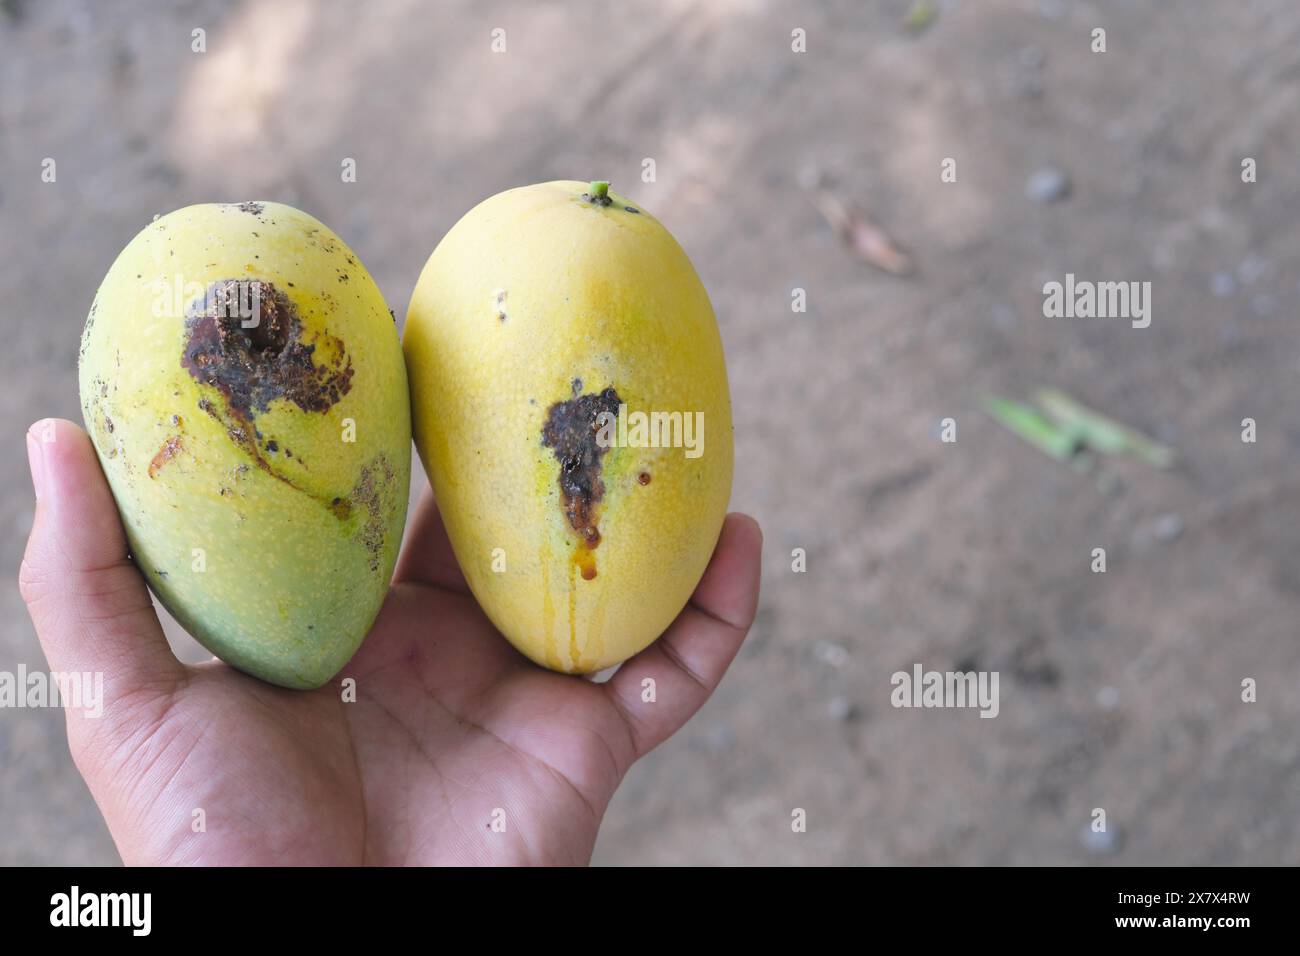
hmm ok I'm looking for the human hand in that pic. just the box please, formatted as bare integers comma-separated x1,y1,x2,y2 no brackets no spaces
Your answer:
19,418,762,865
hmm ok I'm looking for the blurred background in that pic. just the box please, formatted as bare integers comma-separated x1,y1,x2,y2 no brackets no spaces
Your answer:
2,0,1299,865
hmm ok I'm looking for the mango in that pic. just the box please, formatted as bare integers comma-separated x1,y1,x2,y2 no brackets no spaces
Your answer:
78,202,410,689
404,180,733,673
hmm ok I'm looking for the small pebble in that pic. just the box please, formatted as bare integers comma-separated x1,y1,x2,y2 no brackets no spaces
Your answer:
1154,513,1184,543
1210,271,1237,298
814,641,850,669
1026,166,1071,204
1080,822,1124,855
827,696,857,722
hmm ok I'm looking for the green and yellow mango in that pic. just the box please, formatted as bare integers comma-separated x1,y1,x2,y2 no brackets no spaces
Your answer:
79,202,410,689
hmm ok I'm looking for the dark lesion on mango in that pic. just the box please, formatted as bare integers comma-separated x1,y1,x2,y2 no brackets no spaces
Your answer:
183,280,376,544
326,454,395,572
542,386,621,561
182,279,353,423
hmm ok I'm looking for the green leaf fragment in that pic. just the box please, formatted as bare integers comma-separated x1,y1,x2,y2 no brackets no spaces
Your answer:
1034,389,1175,468
982,396,1082,461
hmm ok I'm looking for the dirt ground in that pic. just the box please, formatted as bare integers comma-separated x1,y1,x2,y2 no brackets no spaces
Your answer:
2,0,1298,865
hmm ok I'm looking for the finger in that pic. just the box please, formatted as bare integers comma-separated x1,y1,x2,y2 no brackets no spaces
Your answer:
604,513,762,760
19,419,184,697
392,486,469,592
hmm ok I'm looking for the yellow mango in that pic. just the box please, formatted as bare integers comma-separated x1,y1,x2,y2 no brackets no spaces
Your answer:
79,202,410,689
404,180,733,673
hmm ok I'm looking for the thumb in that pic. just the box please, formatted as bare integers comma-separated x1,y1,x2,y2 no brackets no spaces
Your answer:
19,418,183,708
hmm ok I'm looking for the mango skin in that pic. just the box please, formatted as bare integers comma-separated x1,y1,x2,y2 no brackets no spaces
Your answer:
404,181,733,673
79,202,410,689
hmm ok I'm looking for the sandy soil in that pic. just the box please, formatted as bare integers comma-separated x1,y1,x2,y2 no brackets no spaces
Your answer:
1,0,1297,865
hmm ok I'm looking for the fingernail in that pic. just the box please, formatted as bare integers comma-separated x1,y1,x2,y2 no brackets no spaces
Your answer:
26,422,48,500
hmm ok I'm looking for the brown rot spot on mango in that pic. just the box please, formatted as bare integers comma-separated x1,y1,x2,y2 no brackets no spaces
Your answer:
542,386,621,553
182,279,353,422
637,471,651,485
184,280,352,489
148,436,183,478
344,455,395,572
320,455,395,571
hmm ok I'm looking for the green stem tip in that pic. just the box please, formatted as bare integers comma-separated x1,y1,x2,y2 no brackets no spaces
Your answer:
589,180,610,199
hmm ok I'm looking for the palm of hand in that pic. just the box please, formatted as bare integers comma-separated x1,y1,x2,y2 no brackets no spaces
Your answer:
93,587,619,865
22,420,761,866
